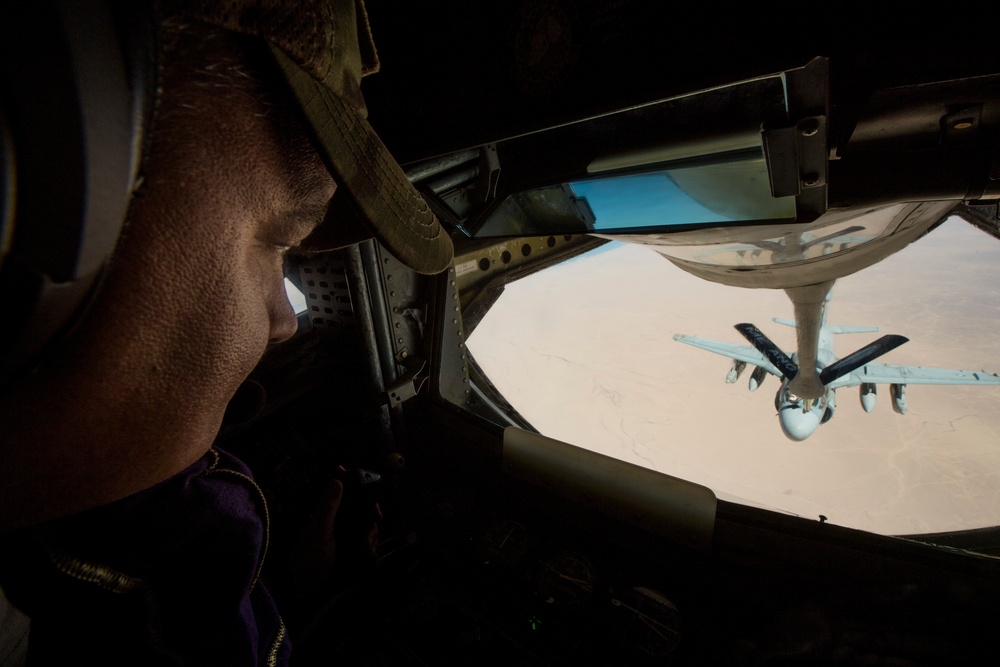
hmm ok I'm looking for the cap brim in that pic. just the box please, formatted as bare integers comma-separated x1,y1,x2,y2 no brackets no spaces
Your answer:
297,193,376,253
271,46,454,275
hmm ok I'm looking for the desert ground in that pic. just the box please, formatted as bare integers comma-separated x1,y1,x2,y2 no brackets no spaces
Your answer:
468,216,1000,535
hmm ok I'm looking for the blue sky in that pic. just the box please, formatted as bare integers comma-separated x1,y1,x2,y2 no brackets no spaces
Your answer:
571,173,729,230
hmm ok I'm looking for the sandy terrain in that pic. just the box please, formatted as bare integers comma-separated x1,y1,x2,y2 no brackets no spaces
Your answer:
468,217,1000,535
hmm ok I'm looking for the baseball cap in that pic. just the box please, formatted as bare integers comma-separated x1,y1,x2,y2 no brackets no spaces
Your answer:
166,0,454,274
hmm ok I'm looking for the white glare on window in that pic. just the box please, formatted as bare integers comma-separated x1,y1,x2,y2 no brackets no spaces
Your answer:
284,278,307,315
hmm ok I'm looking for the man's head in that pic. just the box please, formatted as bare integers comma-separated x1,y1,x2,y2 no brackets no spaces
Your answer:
0,19,334,527
0,0,451,529
109,0,459,427
0,0,454,384
97,22,334,414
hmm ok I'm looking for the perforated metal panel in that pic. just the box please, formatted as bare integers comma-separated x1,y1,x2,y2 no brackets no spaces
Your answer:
297,255,356,334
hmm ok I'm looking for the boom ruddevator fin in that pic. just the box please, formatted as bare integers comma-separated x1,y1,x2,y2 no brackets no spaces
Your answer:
734,323,799,380
818,335,909,385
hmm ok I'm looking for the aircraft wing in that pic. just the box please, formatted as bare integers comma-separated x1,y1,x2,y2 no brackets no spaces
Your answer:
827,364,1000,388
672,334,783,378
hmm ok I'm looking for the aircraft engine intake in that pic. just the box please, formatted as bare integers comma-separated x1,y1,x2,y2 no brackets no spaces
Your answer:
748,365,768,392
891,383,907,415
860,383,877,413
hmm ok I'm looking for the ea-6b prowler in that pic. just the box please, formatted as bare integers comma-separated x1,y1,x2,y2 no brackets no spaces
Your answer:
674,283,1000,441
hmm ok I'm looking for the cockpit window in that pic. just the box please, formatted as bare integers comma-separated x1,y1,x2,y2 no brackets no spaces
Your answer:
466,216,1000,538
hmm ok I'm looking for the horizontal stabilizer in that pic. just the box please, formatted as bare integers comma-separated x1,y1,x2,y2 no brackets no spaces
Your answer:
772,317,881,334
828,325,882,334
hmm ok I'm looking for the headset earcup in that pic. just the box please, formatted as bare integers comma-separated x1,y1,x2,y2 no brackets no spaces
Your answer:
0,0,156,381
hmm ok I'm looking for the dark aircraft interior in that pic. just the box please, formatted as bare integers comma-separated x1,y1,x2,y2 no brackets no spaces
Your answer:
214,4,1000,664
7,1,1000,664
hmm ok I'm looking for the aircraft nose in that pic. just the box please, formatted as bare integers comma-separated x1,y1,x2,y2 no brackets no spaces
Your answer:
778,403,821,441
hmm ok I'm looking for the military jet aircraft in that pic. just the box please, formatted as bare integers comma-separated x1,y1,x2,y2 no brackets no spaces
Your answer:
674,286,1000,441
